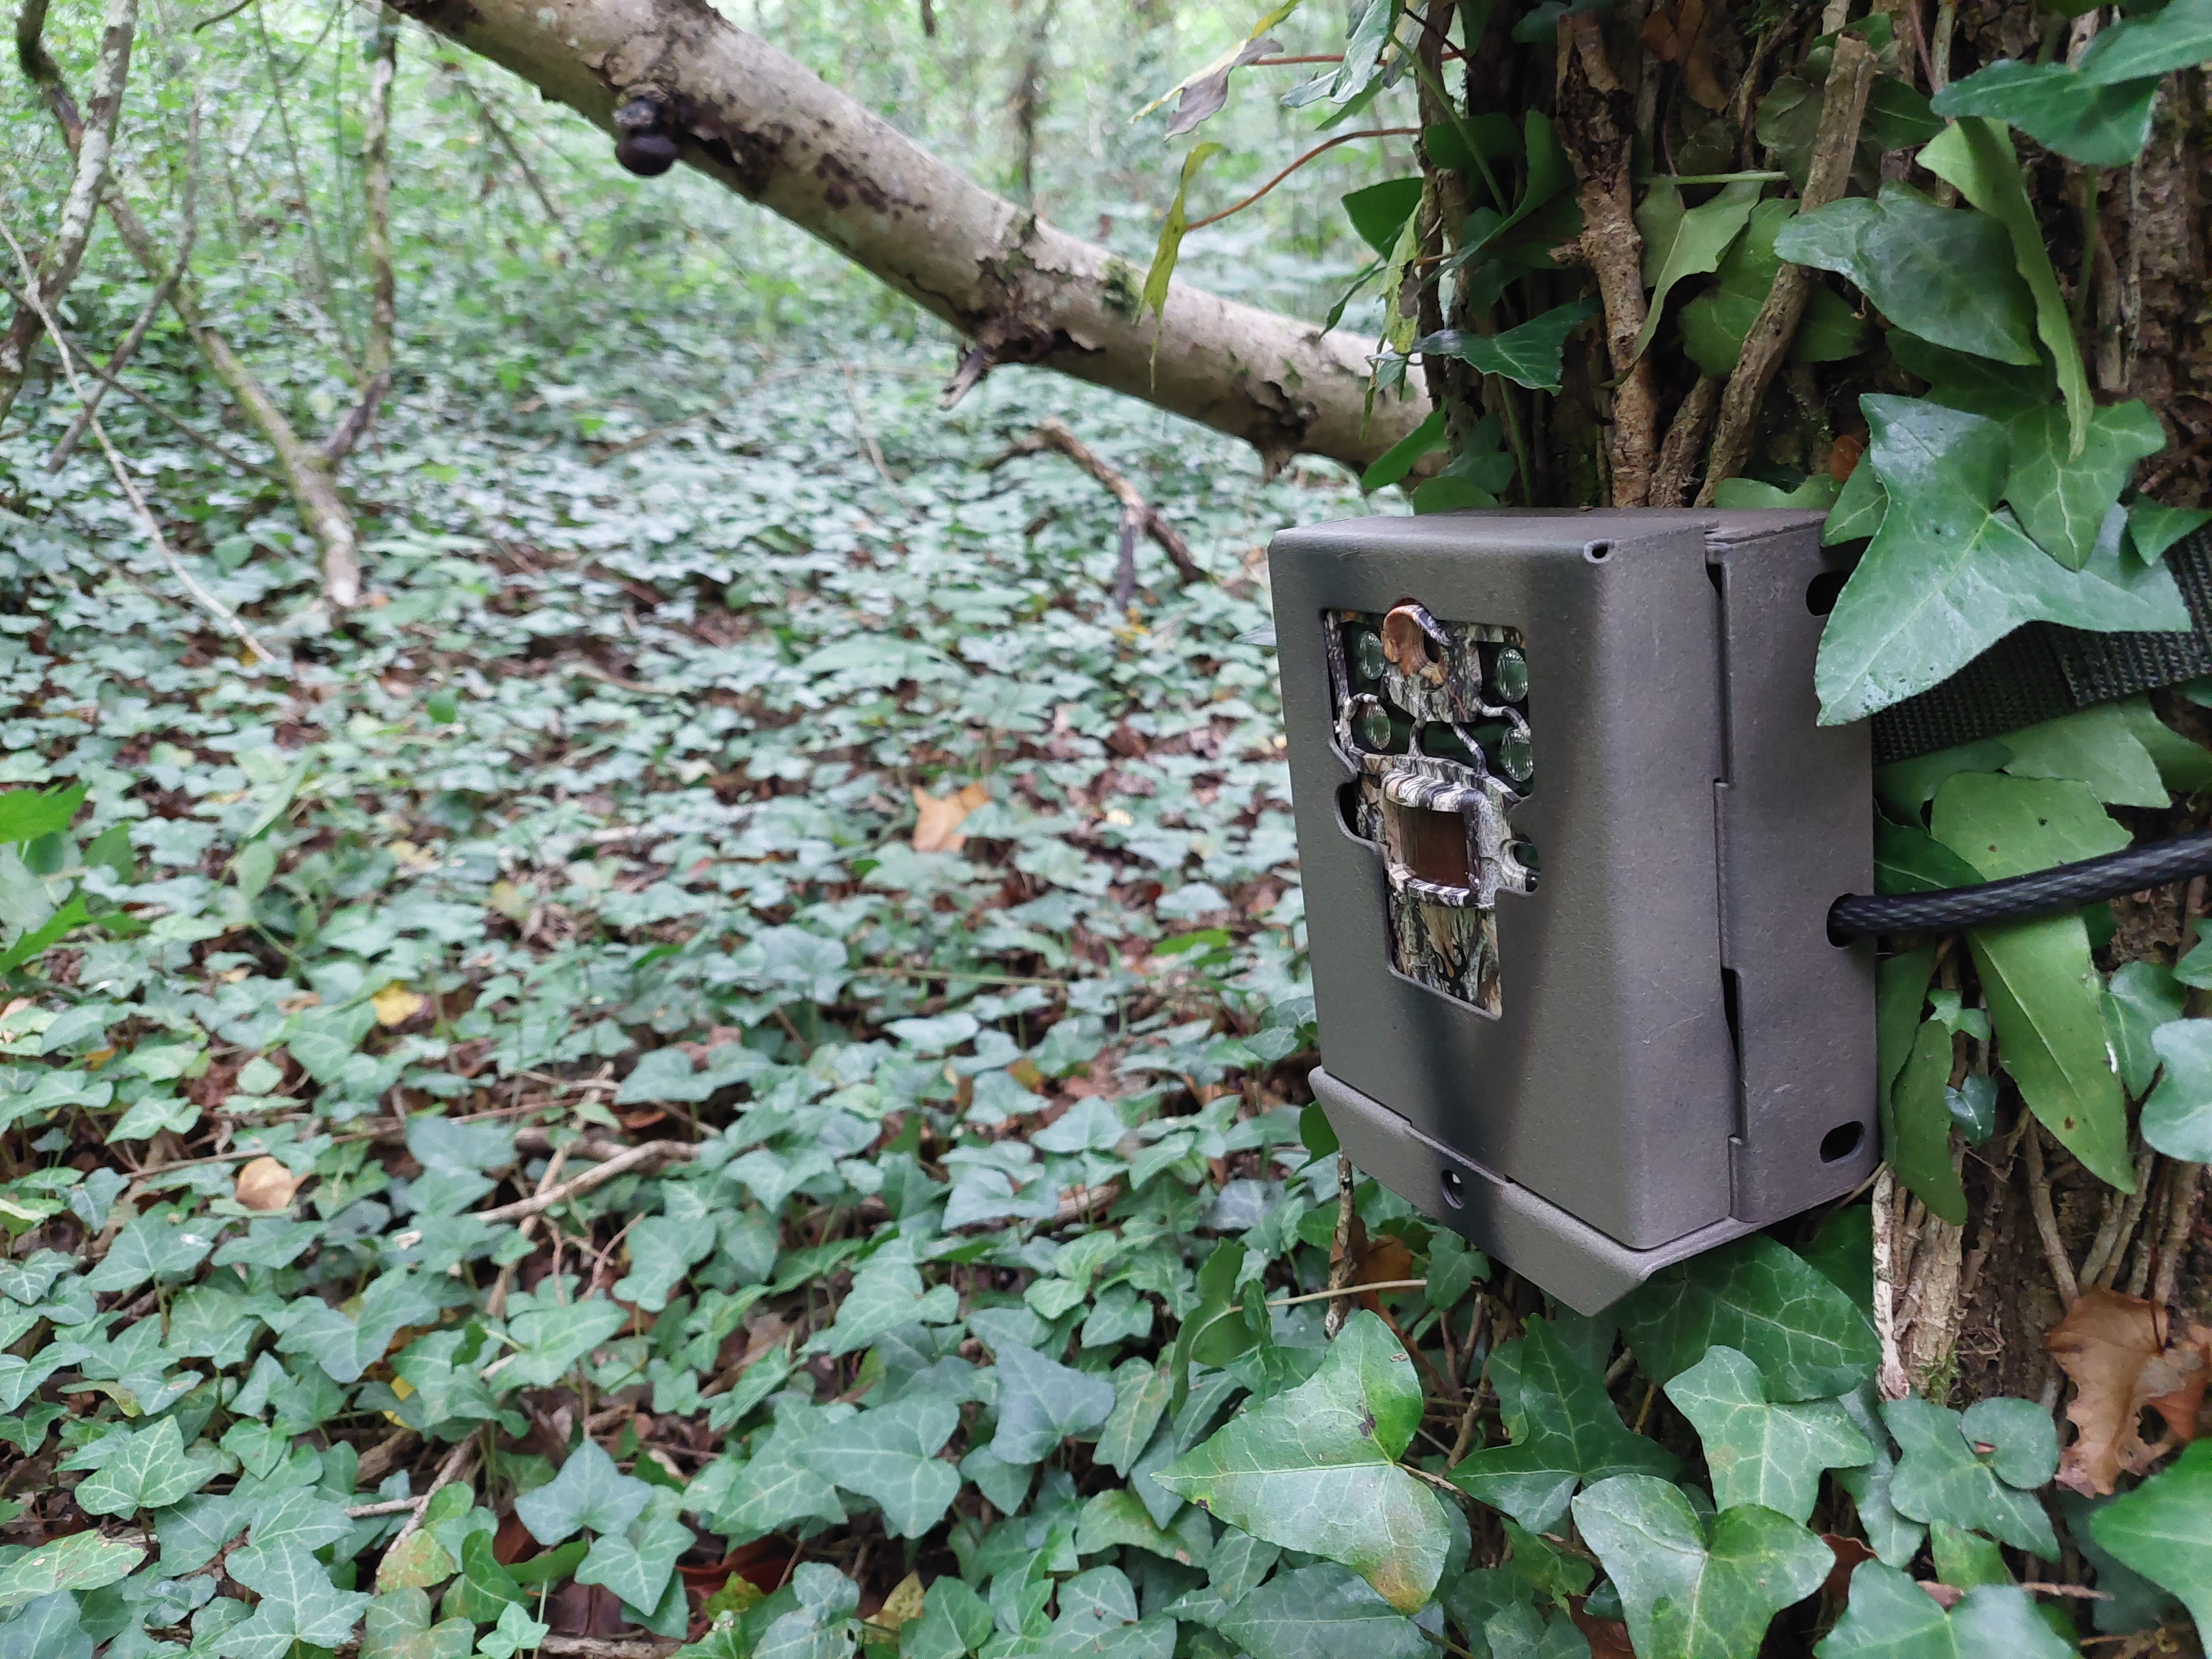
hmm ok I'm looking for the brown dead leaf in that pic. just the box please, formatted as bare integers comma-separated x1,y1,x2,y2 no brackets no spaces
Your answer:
235,1155,300,1212
1828,432,1867,482
2046,1285,2212,1495
369,981,427,1027
1820,1533,1877,1600
1569,1602,1635,1659
912,781,989,853
1640,0,1726,109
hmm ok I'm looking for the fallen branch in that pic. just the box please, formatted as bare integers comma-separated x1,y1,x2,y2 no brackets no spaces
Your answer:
470,1139,698,1225
987,418,1202,607
1697,33,1875,503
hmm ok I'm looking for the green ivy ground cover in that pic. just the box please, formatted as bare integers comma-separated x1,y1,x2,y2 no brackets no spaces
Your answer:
3,276,2211,1659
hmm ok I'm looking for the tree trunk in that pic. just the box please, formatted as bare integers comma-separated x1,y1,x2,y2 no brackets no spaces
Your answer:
387,0,1428,475
0,0,135,424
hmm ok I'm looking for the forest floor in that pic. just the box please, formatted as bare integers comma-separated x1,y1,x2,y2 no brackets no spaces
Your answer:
0,340,1483,1653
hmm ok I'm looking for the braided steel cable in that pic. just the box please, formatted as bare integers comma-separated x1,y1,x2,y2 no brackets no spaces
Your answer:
1827,831,2212,938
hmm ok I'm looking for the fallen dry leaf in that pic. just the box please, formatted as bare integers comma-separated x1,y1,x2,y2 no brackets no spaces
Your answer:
369,981,427,1027
235,1156,300,1212
911,781,988,853
2046,1285,2211,1495
1640,0,1726,109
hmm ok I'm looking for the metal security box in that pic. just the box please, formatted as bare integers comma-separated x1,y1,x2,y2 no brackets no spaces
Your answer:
1271,509,1877,1313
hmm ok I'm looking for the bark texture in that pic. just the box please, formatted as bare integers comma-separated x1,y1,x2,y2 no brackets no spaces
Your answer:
387,0,1428,474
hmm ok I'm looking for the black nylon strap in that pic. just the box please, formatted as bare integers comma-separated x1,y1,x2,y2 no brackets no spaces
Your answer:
1870,526,2212,766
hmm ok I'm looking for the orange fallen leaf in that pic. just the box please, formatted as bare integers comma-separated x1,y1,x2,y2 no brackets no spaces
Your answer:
1640,0,1726,109
235,1156,300,1212
2046,1285,2212,1495
370,982,428,1027
912,782,988,854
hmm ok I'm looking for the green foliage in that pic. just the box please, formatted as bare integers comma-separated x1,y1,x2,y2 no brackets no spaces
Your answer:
1156,1311,1448,1612
1662,1345,1872,1522
1818,1561,2076,1658
2090,1438,2212,1638
1573,1476,1833,1659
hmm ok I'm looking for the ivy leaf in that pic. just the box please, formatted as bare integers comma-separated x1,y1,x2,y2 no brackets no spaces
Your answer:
1918,119,2092,455
1413,298,1601,393
710,1401,852,1537
2142,1019,2212,1161
1889,1020,1968,1226
907,1576,995,1659
1360,407,1446,493
1774,184,2038,365
992,1341,1116,1464
798,1396,962,1538
82,1213,215,1296
1813,396,2187,726
1997,702,2170,809
1882,1395,2059,1558
1682,199,1869,379
360,1588,475,1659
2130,501,2212,564
1931,773,2136,1189
2003,400,2167,570
1140,143,1227,333
2073,0,2212,83
497,1295,628,1388
1096,1361,1172,1478
222,1539,375,1658
803,1243,960,1358
575,1500,695,1615
1630,179,1763,361
1155,1310,1448,1613
2089,1438,2212,1640
1617,1234,1879,1402
442,1530,526,1622
1201,1563,1433,1659
2104,960,2185,1097
1816,1560,2077,1657
0,1531,145,1610
1877,949,1937,1101
1662,1346,1873,1523
1572,1476,1833,1659
73,1416,213,1516
1835,1385,1928,1568
1452,1316,1680,1531
513,1438,653,1546
1932,61,2158,168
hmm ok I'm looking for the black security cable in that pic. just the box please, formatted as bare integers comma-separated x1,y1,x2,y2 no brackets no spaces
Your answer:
1828,830,2212,938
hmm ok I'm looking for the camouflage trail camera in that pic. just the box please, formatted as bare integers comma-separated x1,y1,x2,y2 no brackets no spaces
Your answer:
1271,509,1876,1313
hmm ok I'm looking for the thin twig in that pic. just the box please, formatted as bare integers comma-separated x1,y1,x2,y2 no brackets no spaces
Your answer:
1185,130,1421,232
2025,1125,2082,1307
378,1436,476,1564
0,213,281,665
2153,1160,2203,1305
470,1140,698,1225
1324,1152,1357,1338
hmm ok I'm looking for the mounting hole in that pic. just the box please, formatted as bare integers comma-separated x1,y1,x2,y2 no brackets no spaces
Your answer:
1337,781,1372,843
1440,1168,1465,1210
1819,1121,1866,1163
1584,541,1613,564
1806,570,1848,615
